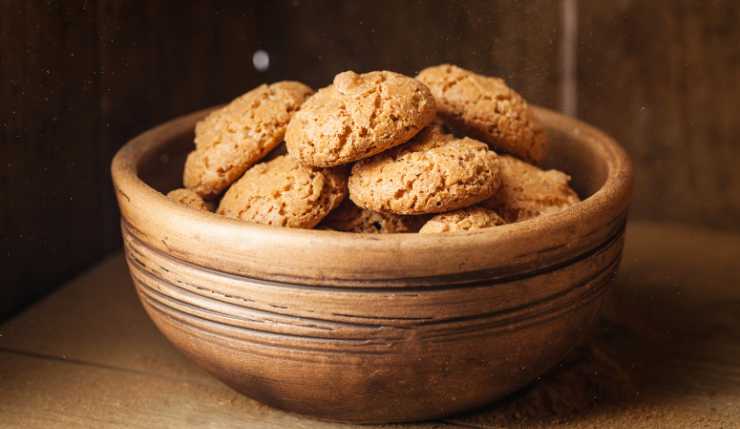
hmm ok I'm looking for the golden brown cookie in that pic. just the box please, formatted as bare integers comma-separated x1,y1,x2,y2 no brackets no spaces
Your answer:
166,188,215,212
184,81,313,198
285,70,436,167
419,207,506,234
481,155,580,222
349,125,501,215
417,64,547,163
217,155,346,228
320,200,426,233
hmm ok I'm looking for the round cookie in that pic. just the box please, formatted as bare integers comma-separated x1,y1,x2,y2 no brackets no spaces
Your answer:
217,155,346,229
481,155,580,222
184,81,313,199
416,64,547,163
419,207,506,234
349,125,501,215
166,188,215,212
285,70,436,167
320,200,426,233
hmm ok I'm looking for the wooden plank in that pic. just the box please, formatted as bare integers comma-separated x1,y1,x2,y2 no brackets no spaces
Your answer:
578,0,740,230
0,1,103,320
256,0,562,108
0,255,211,384
3,222,740,427
0,352,455,429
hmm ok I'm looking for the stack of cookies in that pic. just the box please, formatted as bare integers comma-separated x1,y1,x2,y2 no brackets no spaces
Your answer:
167,65,580,234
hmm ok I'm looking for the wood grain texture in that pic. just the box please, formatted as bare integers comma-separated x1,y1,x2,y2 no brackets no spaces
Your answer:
0,1,260,320
0,1,102,320
578,0,740,230
2,222,740,428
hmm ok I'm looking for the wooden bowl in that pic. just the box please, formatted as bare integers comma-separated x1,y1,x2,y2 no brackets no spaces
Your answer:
111,106,632,424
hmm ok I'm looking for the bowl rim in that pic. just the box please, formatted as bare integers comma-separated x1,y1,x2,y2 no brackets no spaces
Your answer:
112,105,633,285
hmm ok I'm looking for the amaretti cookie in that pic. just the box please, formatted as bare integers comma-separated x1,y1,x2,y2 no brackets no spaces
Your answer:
481,155,580,222
184,81,313,198
419,206,506,234
417,64,547,163
166,188,215,212
349,125,501,215
285,70,436,167
217,155,346,228
320,200,426,233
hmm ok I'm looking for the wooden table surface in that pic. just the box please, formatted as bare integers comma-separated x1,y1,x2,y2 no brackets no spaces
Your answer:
2,222,739,428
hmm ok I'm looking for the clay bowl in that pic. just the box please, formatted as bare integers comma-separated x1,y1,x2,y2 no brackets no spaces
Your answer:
111,106,632,424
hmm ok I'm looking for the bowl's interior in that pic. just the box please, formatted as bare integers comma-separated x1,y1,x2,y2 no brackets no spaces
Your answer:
138,132,193,195
115,106,631,284
138,113,609,204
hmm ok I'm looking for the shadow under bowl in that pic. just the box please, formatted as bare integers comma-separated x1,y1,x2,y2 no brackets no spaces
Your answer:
111,106,633,424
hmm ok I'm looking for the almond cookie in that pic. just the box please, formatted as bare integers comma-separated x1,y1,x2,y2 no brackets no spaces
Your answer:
349,125,501,215
481,155,580,222
217,155,346,228
417,64,547,163
184,81,314,198
166,188,215,212
419,207,506,234
320,200,426,233
285,70,436,167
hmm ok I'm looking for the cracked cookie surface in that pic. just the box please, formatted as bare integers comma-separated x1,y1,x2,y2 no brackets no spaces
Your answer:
285,70,436,167
319,199,426,233
419,206,506,234
349,125,501,215
217,155,346,228
481,155,580,222
417,64,547,163
166,188,215,212
183,81,313,198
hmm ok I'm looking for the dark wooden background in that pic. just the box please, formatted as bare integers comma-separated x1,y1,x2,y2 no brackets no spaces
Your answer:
2,0,739,320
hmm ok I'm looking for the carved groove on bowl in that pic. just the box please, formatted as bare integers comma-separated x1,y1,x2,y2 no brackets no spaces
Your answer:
121,209,626,288
123,219,623,360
